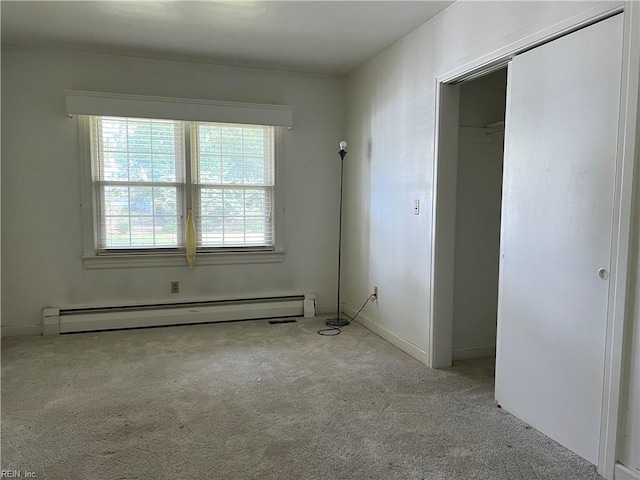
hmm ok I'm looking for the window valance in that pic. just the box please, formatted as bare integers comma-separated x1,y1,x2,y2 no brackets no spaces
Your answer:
65,90,293,127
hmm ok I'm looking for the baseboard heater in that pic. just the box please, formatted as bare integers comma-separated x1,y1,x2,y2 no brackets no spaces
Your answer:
43,293,317,335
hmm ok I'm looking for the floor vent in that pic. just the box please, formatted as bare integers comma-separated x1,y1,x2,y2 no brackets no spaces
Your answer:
268,319,298,324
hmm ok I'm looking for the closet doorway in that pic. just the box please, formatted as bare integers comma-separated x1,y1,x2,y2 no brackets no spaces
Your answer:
429,66,508,369
450,69,506,364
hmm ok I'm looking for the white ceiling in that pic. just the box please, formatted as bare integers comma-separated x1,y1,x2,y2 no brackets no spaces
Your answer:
0,1,454,76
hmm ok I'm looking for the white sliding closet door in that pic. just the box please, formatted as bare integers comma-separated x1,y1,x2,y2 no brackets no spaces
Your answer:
495,14,623,464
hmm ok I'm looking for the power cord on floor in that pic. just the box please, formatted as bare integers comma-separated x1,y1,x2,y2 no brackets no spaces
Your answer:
317,293,377,336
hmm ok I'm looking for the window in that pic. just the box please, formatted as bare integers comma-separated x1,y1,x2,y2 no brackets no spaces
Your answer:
92,117,185,249
83,115,282,267
191,123,274,248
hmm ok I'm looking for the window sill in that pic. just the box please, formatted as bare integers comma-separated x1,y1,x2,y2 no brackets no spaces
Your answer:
82,250,285,269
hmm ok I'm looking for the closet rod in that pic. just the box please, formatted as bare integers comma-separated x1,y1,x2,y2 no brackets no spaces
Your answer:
486,130,505,137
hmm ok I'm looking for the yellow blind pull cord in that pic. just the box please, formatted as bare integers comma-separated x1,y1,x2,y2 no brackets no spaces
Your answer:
186,209,196,270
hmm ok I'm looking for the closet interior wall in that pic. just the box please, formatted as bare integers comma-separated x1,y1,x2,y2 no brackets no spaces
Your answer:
452,69,507,361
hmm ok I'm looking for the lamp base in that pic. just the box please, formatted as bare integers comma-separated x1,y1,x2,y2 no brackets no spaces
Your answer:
325,317,350,328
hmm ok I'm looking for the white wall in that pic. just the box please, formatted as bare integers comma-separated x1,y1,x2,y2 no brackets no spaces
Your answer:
344,0,638,472
452,70,506,360
344,0,624,357
1,46,346,333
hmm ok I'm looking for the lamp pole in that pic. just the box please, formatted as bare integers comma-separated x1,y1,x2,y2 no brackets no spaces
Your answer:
326,141,350,328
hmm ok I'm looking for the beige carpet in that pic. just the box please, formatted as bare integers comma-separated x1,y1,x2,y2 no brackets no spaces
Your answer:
1,318,603,479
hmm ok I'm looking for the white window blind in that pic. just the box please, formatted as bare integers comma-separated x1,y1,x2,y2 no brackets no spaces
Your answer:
89,116,276,253
91,117,185,250
191,123,274,248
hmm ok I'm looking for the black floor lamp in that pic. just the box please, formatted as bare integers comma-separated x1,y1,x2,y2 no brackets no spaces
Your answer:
326,141,349,328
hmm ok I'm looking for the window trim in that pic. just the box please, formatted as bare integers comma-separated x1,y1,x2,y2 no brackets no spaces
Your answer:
78,116,285,268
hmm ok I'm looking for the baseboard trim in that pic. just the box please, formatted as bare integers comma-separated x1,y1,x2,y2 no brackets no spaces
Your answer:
452,344,496,361
343,306,429,365
1,324,43,337
615,463,640,480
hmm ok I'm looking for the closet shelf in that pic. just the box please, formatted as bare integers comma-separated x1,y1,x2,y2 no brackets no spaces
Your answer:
484,120,505,129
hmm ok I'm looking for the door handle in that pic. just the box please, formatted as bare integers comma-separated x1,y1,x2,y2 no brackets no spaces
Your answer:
598,268,609,280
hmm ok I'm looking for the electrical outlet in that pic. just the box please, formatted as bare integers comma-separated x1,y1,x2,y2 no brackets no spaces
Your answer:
170,281,180,294
374,286,379,298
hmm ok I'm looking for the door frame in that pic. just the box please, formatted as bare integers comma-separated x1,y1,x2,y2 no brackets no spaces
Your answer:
428,2,639,478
